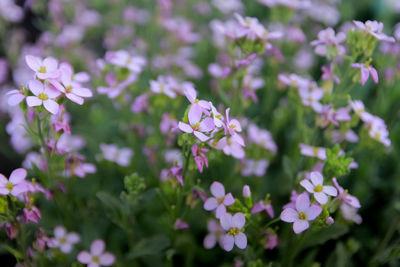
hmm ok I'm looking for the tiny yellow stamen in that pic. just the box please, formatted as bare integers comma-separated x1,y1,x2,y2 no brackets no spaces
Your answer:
298,211,307,220
228,227,240,236
314,185,323,193
38,93,48,101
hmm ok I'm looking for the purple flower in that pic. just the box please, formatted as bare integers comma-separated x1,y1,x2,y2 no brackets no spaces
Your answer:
299,143,326,160
216,136,245,159
50,70,93,105
223,108,245,146
77,239,115,267
280,192,322,234
251,199,274,218
131,93,149,114
0,168,28,197
353,20,395,42
150,76,176,98
204,181,235,218
174,219,189,230
191,144,209,173
25,55,60,80
299,87,324,112
22,206,41,224
241,159,269,177
48,226,80,254
321,63,340,84
351,63,378,85
242,185,251,198
332,178,361,209
7,89,26,106
220,212,247,251
265,230,279,250
100,143,133,167
204,219,224,249
178,108,215,142
310,28,346,56
300,172,337,205
26,80,61,115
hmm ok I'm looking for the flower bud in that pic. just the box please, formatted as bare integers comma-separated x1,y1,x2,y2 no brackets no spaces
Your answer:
243,185,251,198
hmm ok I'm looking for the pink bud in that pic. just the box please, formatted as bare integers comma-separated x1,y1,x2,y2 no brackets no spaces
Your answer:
243,185,251,198
326,216,334,225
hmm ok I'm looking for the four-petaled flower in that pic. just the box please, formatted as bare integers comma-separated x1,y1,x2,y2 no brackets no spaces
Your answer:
220,212,247,251
351,63,378,85
77,239,115,267
48,226,80,254
25,55,60,80
300,172,337,204
280,192,322,234
204,181,235,218
26,80,61,114
0,168,28,196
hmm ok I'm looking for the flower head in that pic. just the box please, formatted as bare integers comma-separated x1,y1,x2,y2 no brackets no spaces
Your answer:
220,212,247,251
0,168,28,197
25,56,60,80
48,226,80,254
204,181,235,218
280,192,322,234
77,239,115,267
300,172,337,204
26,80,61,114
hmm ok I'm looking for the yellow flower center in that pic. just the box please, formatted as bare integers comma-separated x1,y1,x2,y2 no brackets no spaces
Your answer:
228,227,240,236
194,99,199,103
92,255,100,263
66,85,72,93
312,147,319,155
38,66,46,73
38,93,48,101
314,184,323,192
59,237,67,244
298,211,307,220
192,122,200,130
6,182,13,191
216,197,224,204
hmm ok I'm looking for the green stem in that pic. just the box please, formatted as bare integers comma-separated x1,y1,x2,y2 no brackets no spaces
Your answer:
36,116,52,187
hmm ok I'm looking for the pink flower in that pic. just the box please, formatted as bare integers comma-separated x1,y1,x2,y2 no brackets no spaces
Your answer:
204,219,224,249
50,70,93,105
321,63,340,84
216,136,245,159
131,93,149,113
353,20,395,42
224,108,244,146
299,87,324,112
26,80,61,114
299,143,326,160
351,63,378,85
178,108,215,142
220,212,247,251
174,219,189,230
191,144,209,173
310,28,346,56
59,62,90,83
25,55,60,80
280,192,322,234
265,230,279,250
48,226,80,254
242,185,251,198
100,143,133,167
22,206,41,224
65,153,96,178
251,199,274,218
105,50,146,73
0,168,28,196
204,181,235,218
184,86,211,115
241,159,269,177
77,239,115,267
247,124,277,153
300,172,337,205
332,178,361,209
7,89,25,106
150,76,176,98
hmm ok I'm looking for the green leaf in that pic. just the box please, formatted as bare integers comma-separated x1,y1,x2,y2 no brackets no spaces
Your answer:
302,223,349,250
127,235,171,259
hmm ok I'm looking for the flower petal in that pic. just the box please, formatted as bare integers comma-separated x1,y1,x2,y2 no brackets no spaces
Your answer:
220,213,232,230
54,226,66,238
293,220,309,234
323,186,338,196
90,239,105,255
305,204,322,220
100,252,115,266
9,168,27,184
26,96,42,107
43,100,59,115
178,122,193,133
232,212,245,229
77,251,91,263
295,192,310,212
234,232,247,249
314,192,328,205
204,234,217,249
222,234,234,251
210,181,225,198
203,198,218,211
25,55,41,71
223,193,235,206
280,208,298,223
28,80,43,96
300,179,314,193
310,172,323,186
